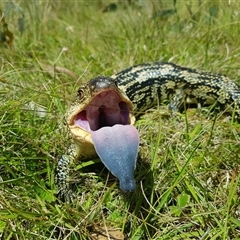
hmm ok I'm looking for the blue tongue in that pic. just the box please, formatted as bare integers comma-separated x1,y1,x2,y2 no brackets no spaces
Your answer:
91,124,139,191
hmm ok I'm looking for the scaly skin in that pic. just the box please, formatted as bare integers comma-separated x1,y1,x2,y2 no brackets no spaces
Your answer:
56,62,240,202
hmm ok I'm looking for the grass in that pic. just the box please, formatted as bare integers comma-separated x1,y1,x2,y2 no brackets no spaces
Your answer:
1,1,240,239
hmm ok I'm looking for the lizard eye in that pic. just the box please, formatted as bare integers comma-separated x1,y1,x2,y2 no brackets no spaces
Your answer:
77,89,84,99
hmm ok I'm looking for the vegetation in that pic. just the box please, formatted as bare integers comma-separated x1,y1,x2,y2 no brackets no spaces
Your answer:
1,1,240,239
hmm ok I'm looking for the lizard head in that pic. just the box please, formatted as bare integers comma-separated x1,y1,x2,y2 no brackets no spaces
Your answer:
66,76,139,192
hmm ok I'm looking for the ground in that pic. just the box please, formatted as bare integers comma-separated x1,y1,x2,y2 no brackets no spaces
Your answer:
0,1,240,239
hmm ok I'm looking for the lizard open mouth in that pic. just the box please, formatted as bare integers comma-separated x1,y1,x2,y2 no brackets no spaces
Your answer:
73,90,131,132
70,87,139,192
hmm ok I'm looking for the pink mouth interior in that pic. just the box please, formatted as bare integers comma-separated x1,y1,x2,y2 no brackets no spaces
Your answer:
74,91,130,132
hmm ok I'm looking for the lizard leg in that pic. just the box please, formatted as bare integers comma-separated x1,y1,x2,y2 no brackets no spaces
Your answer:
168,89,185,113
55,147,76,203
169,88,204,117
